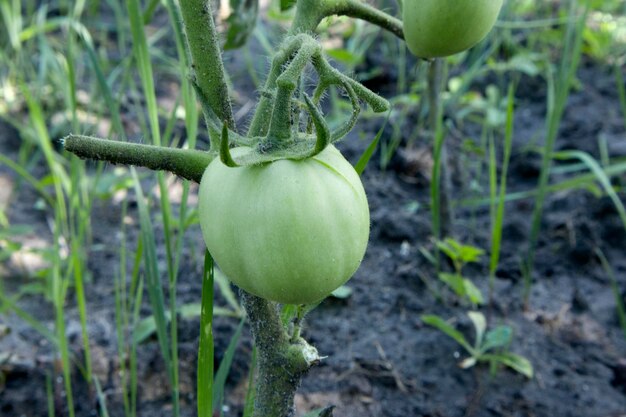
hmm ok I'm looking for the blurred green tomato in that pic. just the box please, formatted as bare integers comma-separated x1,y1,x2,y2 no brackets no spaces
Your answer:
403,0,504,58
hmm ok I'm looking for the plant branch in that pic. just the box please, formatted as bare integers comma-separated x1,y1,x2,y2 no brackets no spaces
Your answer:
240,291,320,417
62,134,214,183
323,0,404,39
179,0,236,131
291,0,404,39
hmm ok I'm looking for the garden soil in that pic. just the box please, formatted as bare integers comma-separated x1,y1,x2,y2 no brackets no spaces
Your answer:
1,30,626,417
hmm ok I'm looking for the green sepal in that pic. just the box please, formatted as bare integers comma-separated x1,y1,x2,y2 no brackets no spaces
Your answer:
303,94,330,157
220,125,239,167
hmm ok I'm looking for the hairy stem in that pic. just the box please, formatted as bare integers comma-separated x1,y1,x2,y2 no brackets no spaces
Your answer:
63,135,213,183
292,0,404,38
240,292,319,417
179,0,236,130
323,0,404,39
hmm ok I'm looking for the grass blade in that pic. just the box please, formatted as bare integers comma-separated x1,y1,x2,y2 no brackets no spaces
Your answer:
213,318,246,416
596,248,626,341
354,112,389,176
131,168,173,382
198,251,215,417
421,314,474,354
553,150,626,232
523,0,590,305
242,347,257,417
93,377,111,417
489,84,515,302
616,64,626,132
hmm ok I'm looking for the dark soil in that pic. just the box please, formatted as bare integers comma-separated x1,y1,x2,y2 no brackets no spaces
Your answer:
1,14,626,417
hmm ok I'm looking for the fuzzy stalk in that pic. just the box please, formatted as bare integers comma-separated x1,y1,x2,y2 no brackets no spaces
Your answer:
291,0,404,38
62,135,213,183
179,0,235,130
240,291,319,417
248,0,402,138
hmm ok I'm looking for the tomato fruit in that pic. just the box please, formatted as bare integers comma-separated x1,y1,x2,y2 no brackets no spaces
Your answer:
403,0,503,58
198,145,370,304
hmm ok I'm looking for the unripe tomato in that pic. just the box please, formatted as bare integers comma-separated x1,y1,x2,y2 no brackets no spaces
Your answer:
403,0,503,58
198,145,370,304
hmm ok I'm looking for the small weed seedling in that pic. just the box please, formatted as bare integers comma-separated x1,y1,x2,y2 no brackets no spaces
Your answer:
436,238,485,305
422,311,533,378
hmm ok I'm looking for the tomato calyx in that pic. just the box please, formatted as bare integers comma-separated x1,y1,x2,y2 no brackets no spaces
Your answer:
198,33,390,168
219,93,331,167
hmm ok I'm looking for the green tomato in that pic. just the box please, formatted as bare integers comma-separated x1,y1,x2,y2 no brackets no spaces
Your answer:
198,145,370,305
403,0,503,58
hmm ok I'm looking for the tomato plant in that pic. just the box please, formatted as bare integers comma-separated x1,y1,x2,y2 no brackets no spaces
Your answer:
198,145,370,305
403,0,503,58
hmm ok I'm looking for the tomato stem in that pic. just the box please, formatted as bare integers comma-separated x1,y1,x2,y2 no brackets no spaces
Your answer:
62,134,214,183
179,0,235,132
240,291,319,417
291,0,404,39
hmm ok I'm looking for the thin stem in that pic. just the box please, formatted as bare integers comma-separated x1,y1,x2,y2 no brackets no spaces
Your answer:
62,135,213,183
179,0,235,130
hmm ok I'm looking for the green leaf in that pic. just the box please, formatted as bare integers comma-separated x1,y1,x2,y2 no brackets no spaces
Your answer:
280,0,297,11
438,272,465,297
326,48,361,66
224,0,259,50
463,278,485,305
436,239,459,262
354,112,389,176
93,169,133,199
457,245,484,264
421,314,474,354
485,352,534,378
481,326,513,352
437,238,484,264
467,311,486,347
